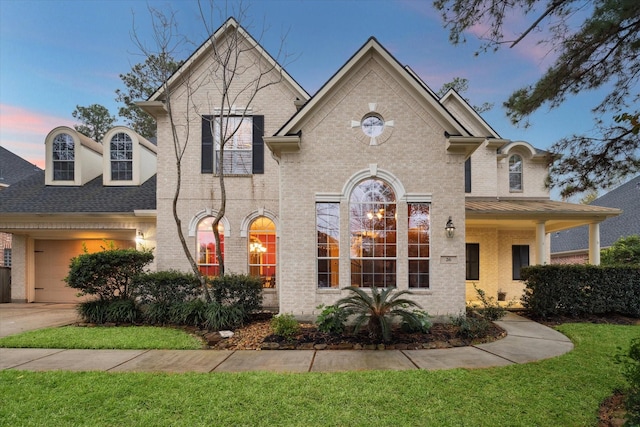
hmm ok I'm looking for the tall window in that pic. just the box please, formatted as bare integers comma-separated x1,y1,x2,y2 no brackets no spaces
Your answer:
248,217,276,288
408,203,430,288
3,248,11,267
317,203,340,288
350,179,396,288
52,133,74,181
509,154,523,192
466,243,480,280
110,132,133,181
197,217,224,277
216,116,253,174
512,245,530,280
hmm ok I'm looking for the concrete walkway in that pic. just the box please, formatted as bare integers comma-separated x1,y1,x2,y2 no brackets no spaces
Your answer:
0,304,574,373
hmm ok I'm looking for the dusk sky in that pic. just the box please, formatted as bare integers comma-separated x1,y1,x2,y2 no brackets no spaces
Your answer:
1,0,606,190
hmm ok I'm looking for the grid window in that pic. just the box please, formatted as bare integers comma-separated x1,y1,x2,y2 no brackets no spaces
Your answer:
509,155,523,192
3,248,11,267
317,203,340,288
248,217,277,288
350,179,396,288
196,217,224,277
215,116,253,174
52,133,74,181
408,203,430,288
110,132,133,181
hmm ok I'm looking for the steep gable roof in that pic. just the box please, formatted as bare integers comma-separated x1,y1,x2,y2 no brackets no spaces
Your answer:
551,175,640,253
0,146,42,187
439,89,501,139
273,37,471,138
147,17,309,103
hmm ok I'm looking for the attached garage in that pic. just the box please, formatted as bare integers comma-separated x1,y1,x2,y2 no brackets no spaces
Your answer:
34,239,134,303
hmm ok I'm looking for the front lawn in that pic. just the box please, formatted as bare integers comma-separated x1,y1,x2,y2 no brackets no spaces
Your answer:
0,326,204,350
0,323,637,426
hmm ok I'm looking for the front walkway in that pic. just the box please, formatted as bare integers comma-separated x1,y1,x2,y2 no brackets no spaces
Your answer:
0,312,574,373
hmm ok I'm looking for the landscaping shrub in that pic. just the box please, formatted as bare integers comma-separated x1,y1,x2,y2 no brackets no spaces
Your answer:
204,302,245,331
601,235,640,267
270,313,300,339
522,264,640,318
616,337,640,426
336,286,423,343
451,312,491,340
469,284,510,321
133,270,201,305
77,300,111,324
105,299,141,324
65,247,154,300
315,304,349,335
401,310,433,334
209,274,263,319
170,299,207,327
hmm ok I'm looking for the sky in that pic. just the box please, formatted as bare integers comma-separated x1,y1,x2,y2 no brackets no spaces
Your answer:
0,0,607,191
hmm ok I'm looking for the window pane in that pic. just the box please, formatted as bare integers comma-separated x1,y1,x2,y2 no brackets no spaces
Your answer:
249,217,276,288
512,245,529,280
197,217,224,277
408,203,430,288
350,180,396,288
466,243,480,280
52,133,74,180
110,133,133,181
317,203,339,288
215,116,253,174
509,155,523,191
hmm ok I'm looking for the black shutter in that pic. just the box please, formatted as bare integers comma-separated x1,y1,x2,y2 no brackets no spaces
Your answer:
201,115,213,173
464,158,472,193
252,115,264,174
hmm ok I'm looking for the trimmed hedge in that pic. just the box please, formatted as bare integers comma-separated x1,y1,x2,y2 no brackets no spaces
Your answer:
209,274,263,320
521,264,640,318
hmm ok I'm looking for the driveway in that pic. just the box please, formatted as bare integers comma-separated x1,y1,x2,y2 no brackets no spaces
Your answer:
0,303,79,338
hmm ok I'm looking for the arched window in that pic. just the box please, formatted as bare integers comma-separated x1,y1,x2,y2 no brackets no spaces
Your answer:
110,132,133,181
350,179,396,288
248,217,276,288
509,154,523,192
52,133,74,181
197,217,224,277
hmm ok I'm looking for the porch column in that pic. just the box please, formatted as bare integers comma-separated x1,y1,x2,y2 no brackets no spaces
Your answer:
535,221,546,265
589,222,601,265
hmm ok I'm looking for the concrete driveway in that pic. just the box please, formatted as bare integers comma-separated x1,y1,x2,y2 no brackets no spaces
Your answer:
0,303,79,338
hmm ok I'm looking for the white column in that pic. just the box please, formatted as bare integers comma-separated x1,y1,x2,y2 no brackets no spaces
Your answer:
589,222,601,265
535,221,546,265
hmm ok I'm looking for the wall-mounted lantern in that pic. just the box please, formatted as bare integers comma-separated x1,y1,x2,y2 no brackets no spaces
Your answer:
445,217,455,238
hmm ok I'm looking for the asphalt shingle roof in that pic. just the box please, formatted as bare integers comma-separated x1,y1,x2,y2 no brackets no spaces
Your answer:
0,171,156,213
551,175,640,253
0,146,42,186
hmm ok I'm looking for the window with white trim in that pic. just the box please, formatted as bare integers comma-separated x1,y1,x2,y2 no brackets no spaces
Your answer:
317,202,340,288
52,133,74,181
248,217,276,288
350,179,396,288
509,154,523,192
196,217,224,277
408,203,430,288
110,132,133,181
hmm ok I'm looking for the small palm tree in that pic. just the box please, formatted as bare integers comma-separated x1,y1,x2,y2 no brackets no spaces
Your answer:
336,286,422,343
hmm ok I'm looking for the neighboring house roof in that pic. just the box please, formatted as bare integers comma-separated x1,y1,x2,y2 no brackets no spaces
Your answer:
551,175,640,254
0,146,42,187
0,171,156,213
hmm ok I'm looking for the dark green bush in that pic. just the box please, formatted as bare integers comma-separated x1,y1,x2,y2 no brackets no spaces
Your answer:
209,274,263,319
105,299,141,324
133,270,201,305
316,304,349,334
451,313,491,340
77,300,110,324
601,235,640,267
616,337,640,426
401,310,433,334
204,302,245,330
65,248,154,300
521,265,640,318
170,299,207,327
142,302,173,325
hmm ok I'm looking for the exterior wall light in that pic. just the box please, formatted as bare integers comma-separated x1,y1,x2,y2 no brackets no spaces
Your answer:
445,217,455,238
136,230,145,243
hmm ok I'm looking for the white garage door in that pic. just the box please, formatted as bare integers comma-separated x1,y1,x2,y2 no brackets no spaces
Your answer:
34,240,134,303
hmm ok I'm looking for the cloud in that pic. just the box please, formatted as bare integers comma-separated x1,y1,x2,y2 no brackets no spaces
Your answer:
0,104,75,168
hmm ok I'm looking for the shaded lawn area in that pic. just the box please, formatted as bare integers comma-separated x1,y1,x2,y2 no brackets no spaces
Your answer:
0,323,637,426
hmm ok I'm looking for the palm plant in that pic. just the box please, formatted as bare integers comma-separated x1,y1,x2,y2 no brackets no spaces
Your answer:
336,286,422,343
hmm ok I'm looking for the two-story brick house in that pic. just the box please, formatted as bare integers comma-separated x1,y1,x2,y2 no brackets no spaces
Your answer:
0,18,620,315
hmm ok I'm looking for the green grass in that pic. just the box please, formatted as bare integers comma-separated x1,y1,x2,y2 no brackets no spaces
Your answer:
0,326,204,350
0,323,637,426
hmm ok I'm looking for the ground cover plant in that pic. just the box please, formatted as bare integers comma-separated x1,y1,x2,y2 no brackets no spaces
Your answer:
0,323,636,426
0,326,203,350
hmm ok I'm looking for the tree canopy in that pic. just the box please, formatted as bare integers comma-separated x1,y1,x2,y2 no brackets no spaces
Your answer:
115,53,182,139
434,0,640,197
72,104,116,142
